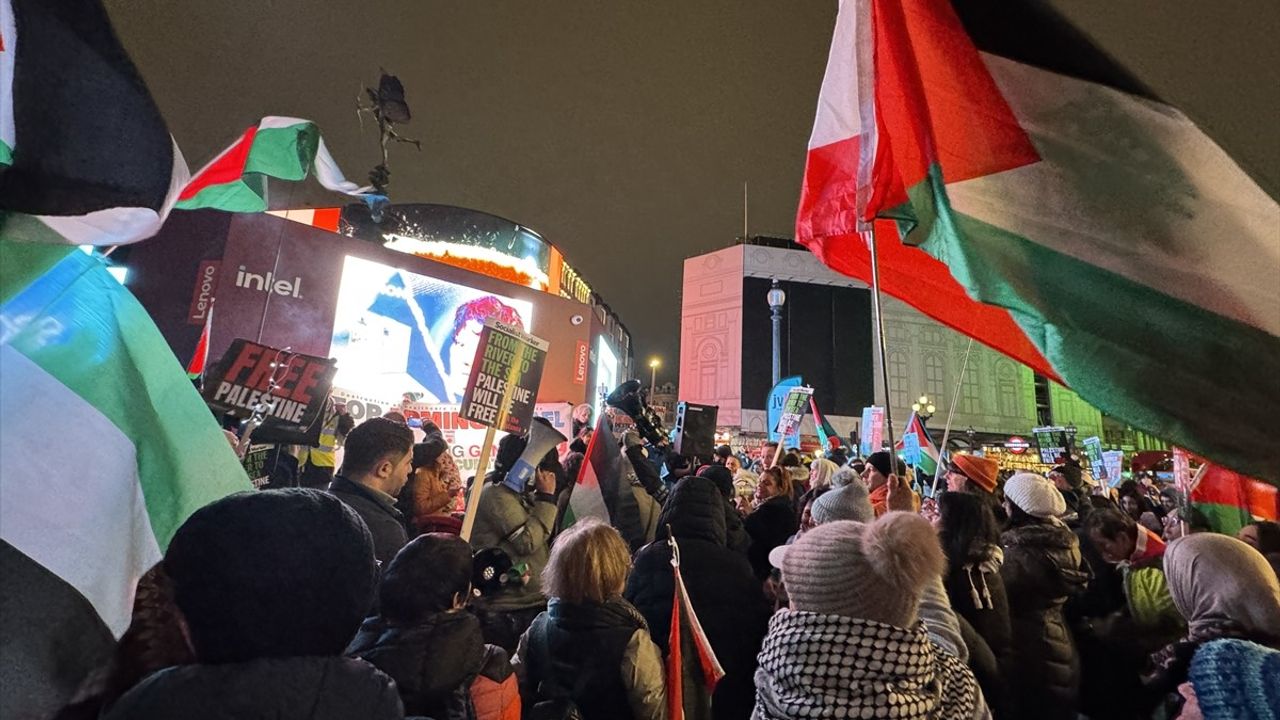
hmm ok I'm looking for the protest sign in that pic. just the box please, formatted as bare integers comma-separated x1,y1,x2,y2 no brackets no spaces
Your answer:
1032,426,1071,466
1103,451,1125,488
774,387,814,439
1082,436,1105,477
204,339,337,445
903,432,922,465
459,320,549,435
766,376,803,443
859,406,885,456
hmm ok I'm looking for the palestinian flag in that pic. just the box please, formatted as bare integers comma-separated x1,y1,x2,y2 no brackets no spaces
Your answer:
0,241,252,718
809,396,842,450
175,116,369,213
895,411,941,477
666,536,725,720
797,0,1280,483
563,412,647,551
1189,461,1278,536
187,302,212,381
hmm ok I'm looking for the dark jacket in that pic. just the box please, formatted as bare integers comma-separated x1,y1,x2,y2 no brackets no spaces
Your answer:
347,610,488,720
101,656,403,720
469,481,558,612
744,495,798,580
514,598,664,720
1001,520,1091,720
944,544,1014,673
328,475,408,565
625,477,770,720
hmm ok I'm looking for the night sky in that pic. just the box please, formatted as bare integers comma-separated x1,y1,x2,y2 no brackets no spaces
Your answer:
106,1,1279,381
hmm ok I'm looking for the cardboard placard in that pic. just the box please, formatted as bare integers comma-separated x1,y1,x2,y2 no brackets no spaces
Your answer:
1032,426,1071,466
903,432,922,465
204,339,337,445
774,386,814,439
859,406,885,456
1103,451,1125,488
1082,436,1105,477
459,320,549,434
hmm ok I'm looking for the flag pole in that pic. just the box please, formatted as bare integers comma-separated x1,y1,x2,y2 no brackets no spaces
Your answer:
931,337,975,496
863,228,896,454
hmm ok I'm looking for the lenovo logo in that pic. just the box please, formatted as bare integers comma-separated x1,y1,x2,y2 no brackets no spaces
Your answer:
573,340,589,385
188,260,221,324
234,265,303,298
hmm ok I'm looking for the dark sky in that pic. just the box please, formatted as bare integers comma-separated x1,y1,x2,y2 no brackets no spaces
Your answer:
106,1,1279,382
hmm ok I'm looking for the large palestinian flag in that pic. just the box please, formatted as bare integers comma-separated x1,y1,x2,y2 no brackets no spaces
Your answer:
797,0,1280,483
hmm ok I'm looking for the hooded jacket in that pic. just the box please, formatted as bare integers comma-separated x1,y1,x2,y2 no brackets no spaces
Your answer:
1001,521,1091,720
625,477,770,720
346,610,488,720
513,598,665,720
469,482,557,612
753,612,979,720
101,656,403,720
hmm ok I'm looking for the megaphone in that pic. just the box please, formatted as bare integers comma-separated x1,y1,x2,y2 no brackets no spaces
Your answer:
503,417,567,492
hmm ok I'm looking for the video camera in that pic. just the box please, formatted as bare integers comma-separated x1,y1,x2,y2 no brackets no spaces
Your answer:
605,379,668,447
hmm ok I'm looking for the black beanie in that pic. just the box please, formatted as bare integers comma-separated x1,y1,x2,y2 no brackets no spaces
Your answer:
413,437,449,469
697,464,735,499
164,489,376,664
866,450,905,479
494,432,527,475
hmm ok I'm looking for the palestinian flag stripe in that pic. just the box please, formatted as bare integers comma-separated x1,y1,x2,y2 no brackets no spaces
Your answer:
176,116,369,214
0,241,251,639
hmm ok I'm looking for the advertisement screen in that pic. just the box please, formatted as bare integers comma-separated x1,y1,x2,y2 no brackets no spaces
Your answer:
593,336,619,421
329,255,534,404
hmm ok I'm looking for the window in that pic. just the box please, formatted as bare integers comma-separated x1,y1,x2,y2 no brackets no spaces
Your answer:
997,361,1020,417
960,361,981,415
888,351,909,408
923,353,946,398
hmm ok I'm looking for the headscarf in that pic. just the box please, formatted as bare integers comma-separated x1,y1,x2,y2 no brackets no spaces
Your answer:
1164,533,1280,642
808,458,840,492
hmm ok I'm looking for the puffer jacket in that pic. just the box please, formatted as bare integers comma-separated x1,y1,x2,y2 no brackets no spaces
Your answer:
1001,521,1090,720
346,610,487,720
469,482,557,612
101,656,403,720
513,598,664,720
470,645,520,720
945,545,1013,674
625,477,770,720
744,495,798,580
754,611,979,720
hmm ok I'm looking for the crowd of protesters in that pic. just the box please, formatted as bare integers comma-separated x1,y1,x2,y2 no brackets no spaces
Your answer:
56,407,1280,720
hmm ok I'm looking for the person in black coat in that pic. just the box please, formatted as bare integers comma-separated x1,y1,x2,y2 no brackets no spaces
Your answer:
328,418,416,565
348,533,517,720
744,466,798,580
938,492,1015,718
102,490,404,720
695,464,751,555
624,476,770,720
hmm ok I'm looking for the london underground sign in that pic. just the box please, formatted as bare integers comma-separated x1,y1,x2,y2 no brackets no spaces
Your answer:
1006,436,1030,455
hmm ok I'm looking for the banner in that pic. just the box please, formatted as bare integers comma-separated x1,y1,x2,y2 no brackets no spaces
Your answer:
1032,426,1071,465
1103,450,1125,488
203,339,336,445
460,320,549,434
1082,436,1105,477
766,376,803,443
859,406,885,456
774,386,814,439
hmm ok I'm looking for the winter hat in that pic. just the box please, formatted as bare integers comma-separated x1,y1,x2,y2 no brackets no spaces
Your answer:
412,437,449,470
769,513,944,627
493,431,526,476
1188,639,1280,719
697,463,735,499
1051,463,1085,490
951,454,999,493
164,489,376,663
1004,473,1066,520
715,444,733,460
810,482,874,525
866,450,905,479
831,467,860,489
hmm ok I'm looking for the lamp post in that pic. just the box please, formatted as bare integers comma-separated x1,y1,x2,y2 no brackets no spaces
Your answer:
648,357,661,392
767,279,786,386
911,395,937,425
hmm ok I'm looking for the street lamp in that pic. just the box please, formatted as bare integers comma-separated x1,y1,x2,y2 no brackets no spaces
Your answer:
648,357,661,391
911,394,936,422
767,279,786,386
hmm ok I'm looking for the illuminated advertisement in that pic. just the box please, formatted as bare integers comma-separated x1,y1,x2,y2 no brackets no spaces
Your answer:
593,336,619,421
329,255,534,405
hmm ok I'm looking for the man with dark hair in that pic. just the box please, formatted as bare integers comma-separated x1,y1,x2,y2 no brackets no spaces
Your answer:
329,417,415,564
1084,508,1183,640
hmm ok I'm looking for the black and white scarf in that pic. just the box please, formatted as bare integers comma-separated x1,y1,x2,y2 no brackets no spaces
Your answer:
753,611,978,720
